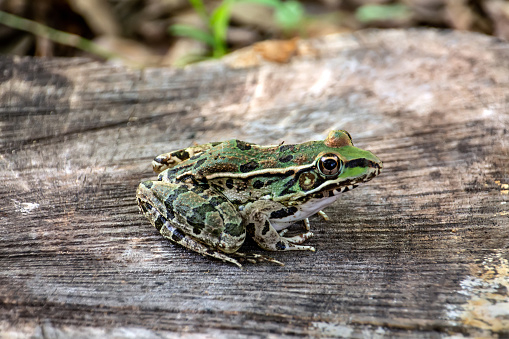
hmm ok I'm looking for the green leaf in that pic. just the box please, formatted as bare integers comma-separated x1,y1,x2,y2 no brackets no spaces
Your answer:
0,10,120,61
188,0,208,21
169,24,215,47
274,1,304,30
170,0,308,60
233,0,304,30
242,0,281,7
355,4,411,23
210,0,233,57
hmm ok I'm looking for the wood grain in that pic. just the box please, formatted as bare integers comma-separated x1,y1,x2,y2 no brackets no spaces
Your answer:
1,29,508,338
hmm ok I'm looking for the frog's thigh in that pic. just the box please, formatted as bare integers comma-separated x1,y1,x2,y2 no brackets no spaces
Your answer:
158,222,244,268
146,181,246,253
243,200,315,252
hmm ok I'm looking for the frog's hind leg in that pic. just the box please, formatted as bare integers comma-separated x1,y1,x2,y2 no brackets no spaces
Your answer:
158,219,244,268
137,180,246,267
154,210,283,267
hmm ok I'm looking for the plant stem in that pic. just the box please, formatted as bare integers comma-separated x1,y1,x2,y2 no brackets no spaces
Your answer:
0,10,120,60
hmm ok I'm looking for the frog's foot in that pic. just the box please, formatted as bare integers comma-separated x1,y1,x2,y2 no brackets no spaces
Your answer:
261,230,316,252
278,229,315,245
249,224,316,252
232,252,284,266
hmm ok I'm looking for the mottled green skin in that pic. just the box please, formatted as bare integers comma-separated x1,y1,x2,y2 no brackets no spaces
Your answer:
136,130,382,267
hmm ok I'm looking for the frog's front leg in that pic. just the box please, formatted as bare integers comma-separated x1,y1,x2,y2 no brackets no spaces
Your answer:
241,200,316,252
136,180,246,267
302,210,330,231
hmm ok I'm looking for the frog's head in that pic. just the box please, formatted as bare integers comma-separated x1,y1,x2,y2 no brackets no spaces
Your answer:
279,130,383,201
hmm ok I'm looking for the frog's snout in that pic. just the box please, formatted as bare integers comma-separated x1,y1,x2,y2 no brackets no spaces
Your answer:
373,156,383,175
367,155,382,179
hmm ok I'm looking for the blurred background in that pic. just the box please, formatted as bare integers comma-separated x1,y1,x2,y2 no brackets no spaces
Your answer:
0,0,508,67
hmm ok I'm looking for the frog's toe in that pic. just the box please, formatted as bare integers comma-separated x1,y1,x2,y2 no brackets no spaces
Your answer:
317,210,330,221
282,244,316,252
233,252,284,266
283,231,314,245
270,238,316,252
303,218,311,231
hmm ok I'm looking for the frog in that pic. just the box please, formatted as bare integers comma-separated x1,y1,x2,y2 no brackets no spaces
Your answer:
136,130,382,268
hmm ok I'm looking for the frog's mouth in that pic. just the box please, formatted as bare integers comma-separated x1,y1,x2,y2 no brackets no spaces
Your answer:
308,161,382,200
269,167,379,230
308,182,359,200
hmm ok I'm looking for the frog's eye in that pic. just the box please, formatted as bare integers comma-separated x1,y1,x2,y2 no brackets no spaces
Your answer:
318,154,343,177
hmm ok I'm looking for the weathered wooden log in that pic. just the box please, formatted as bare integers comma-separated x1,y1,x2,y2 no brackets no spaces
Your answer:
1,29,508,338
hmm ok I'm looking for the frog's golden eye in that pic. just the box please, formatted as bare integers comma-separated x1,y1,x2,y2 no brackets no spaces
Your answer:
318,154,343,177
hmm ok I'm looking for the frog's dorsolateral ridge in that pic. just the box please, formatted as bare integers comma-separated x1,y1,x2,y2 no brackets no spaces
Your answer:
136,130,382,267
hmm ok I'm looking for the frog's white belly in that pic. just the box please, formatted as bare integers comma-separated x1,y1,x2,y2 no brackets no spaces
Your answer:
270,195,338,230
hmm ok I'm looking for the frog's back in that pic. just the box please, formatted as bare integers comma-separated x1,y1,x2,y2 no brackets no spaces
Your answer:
165,132,356,180
188,139,321,178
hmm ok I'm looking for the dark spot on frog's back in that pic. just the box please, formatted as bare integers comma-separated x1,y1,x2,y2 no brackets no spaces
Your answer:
194,158,206,168
240,161,259,173
279,144,295,153
236,140,252,151
278,155,293,163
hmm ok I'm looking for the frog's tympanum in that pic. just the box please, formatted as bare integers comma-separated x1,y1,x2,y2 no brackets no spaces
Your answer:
136,130,382,267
